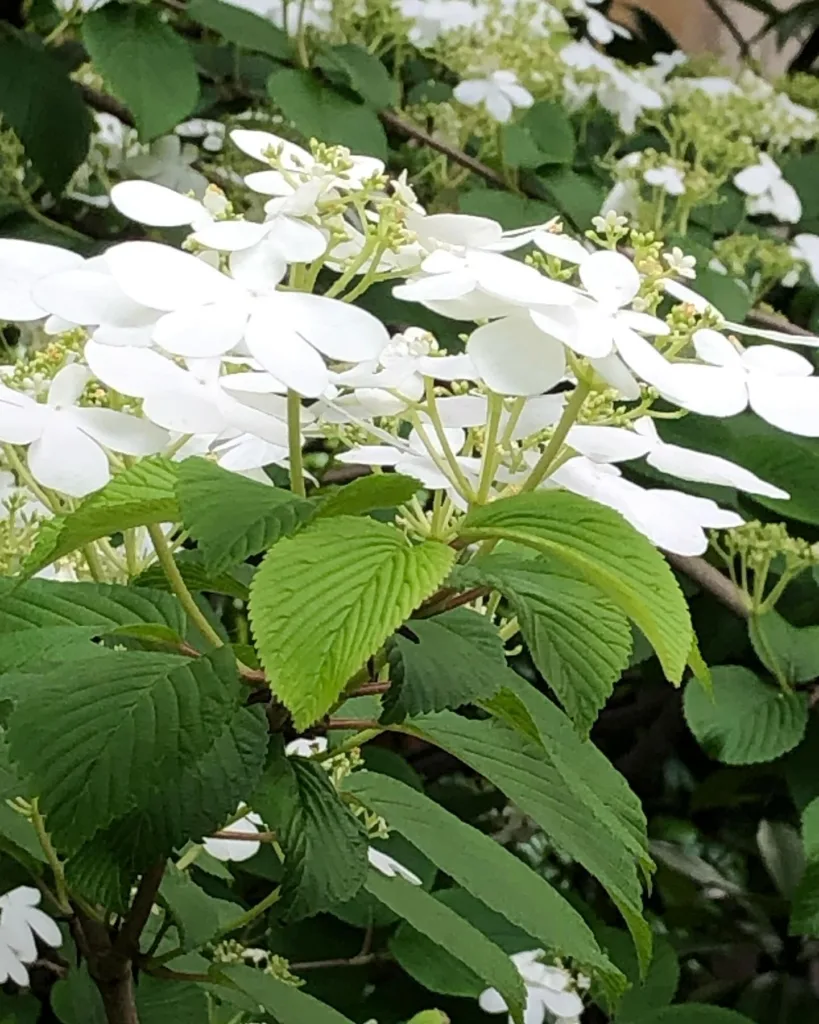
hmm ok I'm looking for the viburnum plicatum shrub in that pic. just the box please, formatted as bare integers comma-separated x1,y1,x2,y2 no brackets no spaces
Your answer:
3,2,819,1024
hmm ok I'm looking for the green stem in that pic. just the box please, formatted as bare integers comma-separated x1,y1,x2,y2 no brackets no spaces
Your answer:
521,382,590,493
3,444,59,513
420,383,476,499
147,523,224,648
214,886,282,939
31,802,71,914
314,727,383,762
21,199,89,245
175,845,202,872
476,393,503,505
124,529,139,578
287,390,306,497
82,544,105,582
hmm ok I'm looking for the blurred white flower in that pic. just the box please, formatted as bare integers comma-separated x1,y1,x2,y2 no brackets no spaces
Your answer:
663,247,697,279
792,233,819,286
453,71,534,123
480,950,585,1024
368,847,422,885
734,153,801,224
203,812,264,862
644,165,686,196
285,736,329,757
122,135,207,197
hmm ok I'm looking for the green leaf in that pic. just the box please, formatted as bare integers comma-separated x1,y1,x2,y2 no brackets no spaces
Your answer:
521,101,576,164
461,557,632,733
315,473,421,519
223,964,357,1023
187,0,292,58
784,153,819,222
693,269,752,323
343,771,622,994
683,666,808,765
268,67,387,158
459,492,691,684
383,608,506,722
250,517,455,728
458,189,557,229
367,870,526,1024
790,798,819,936
252,752,368,920
749,610,819,688
160,865,242,951
411,707,651,971
0,578,184,636
406,1014,449,1024
537,168,604,228
501,124,546,169
599,928,679,1021
136,976,210,1024
626,1008,755,1024
82,3,200,140
7,647,245,850
136,551,251,601
64,834,132,913
22,458,179,576
0,32,93,193
318,43,399,108
0,625,100,673
176,457,313,573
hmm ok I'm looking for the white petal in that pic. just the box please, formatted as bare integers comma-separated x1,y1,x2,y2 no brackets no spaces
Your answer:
478,987,508,1014
659,363,749,417
33,269,158,328
393,271,477,302
221,371,287,394
154,303,248,357
409,425,465,457
501,83,535,108
70,408,169,456
92,324,157,347
648,441,788,498
741,344,812,377
367,846,422,885
17,905,62,950
589,352,641,399
579,250,640,309
230,244,288,294
469,251,577,306
534,231,589,264
434,395,488,427
48,364,90,408
0,941,29,986
538,987,585,1018
275,292,389,362
453,79,490,106
265,217,327,263
29,418,109,497
111,180,203,227
336,445,401,467
662,278,717,315
0,240,83,321
143,383,225,434
468,317,566,396
693,328,742,367
531,303,614,358
726,321,819,347
85,340,190,398
192,219,271,252
567,425,652,463
511,394,566,438
748,374,819,437
617,309,670,336
770,178,802,223
105,241,241,312
612,325,676,388
229,129,312,171
215,389,290,447
245,303,330,398
485,89,514,123
734,162,774,197
244,170,293,196
0,389,44,444
417,353,479,381
412,212,503,250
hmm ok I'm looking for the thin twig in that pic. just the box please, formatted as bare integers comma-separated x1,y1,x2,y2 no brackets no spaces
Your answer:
290,952,388,971
114,860,166,957
665,553,750,618
348,682,391,697
325,717,384,730
747,309,817,338
209,829,277,842
702,0,751,58
79,85,135,127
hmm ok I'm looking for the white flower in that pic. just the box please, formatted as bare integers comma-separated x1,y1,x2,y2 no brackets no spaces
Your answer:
122,135,207,197
176,118,226,153
792,233,819,286
453,71,534,124
0,887,62,964
570,0,630,44
367,847,422,885
644,165,686,196
734,153,802,224
479,950,585,1024
203,812,264,862
663,247,697,279
467,315,566,397
660,329,819,436
338,426,477,493
0,240,83,322
285,736,329,757
0,365,168,497
398,0,482,46
0,935,29,987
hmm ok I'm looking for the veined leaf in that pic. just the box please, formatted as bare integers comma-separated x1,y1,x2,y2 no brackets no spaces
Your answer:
344,771,623,996
223,964,357,1023
176,457,314,573
383,608,506,722
250,517,455,728
82,4,200,139
22,458,179,576
459,492,691,684
317,43,399,108
160,865,242,951
749,610,819,689
136,550,252,601
367,870,526,1024
6,647,244,850
252,752,368,920
790,798,819,936
684,666,808,765
314,473,421,519
625,1008,756,1024
187,0,292,58
459,556,632,733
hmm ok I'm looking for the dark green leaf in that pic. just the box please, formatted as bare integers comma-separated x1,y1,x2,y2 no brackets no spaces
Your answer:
784,153,819,221
223,964,357,1023
314,473,421,519
501,124,546,169
521,101,575,164
626,1008,756,1024
176,457,314,573
136,976,210,1024
599,927,679,1021
318,43,398,108
0,32,92,192
160,865,241,951
136,551,251,601
459,189,557,229
383,608,506,722
749,610,819,688
82,4,200,140
537,168,604,228
693,269,752,323
187,0,292,58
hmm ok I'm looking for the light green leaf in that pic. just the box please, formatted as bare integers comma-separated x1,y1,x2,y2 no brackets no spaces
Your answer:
459,492,691,684
460,556,632,733
187,0,292,57
314,473,421,519
0,33,93,194
252,752,368,920
268,67,387,158
749,610,819,688
501,123,546,169
223,964,357,1023
250,517,455,728
160,865,242,951
382,608,506,722
537,168,604,228
0,578,184,636
176,457,313,573
368,870,526,1024
22,458,179,576
521,101,575,164
7,647,244,850
411,707,651,971
343,771,623,995
683,666,808,765
82,4,200,139
406,1014,449,1024
318,43,399,108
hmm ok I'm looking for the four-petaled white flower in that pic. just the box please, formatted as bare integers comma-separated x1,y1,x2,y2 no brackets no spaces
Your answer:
122,134,208,197
367,847,423,886
480,950,586,1024
734,153,802,224
0,365,168,497
203,812,265,862
285,736,329,757
0,886,62,987
644,165,686,196
453,71,534,124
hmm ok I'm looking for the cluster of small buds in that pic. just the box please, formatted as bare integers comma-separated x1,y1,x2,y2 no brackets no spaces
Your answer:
588,211,629,248
324,746,365,790
717,521,817,575
526,249,576,282
210,940,304,984
714,234,800,301
5,331,86,398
